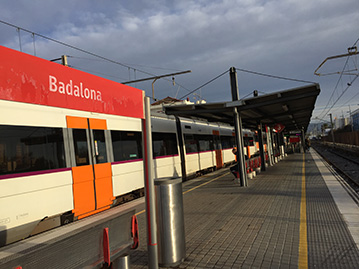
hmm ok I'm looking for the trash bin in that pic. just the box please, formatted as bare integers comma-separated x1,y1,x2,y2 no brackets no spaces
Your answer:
155,177,186,267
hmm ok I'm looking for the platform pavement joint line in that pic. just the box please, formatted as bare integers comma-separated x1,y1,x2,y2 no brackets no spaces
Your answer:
299,152,308,269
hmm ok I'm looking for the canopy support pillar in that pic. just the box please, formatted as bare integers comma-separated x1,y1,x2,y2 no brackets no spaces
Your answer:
230,67,247,186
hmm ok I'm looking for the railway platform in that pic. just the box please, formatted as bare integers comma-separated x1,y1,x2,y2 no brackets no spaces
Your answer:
129,149,359,268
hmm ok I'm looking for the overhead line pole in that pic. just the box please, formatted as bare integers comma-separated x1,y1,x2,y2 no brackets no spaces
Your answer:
121,70,192,85
329,113,335,145
142,96,159,269
122,70,192,101
230,67,247,187
314,47,359,76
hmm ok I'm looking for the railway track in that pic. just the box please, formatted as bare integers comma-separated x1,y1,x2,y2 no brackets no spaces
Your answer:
327,148,359,166
311,141,359,195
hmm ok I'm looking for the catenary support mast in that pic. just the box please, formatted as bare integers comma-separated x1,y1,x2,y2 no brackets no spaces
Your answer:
142,96,159,269
229,67,247,186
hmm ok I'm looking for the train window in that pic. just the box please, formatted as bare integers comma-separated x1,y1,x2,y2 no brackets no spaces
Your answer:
73,129,90,166
243,137,248,147
197,135,214,152
254,133,259,143
152,132,178,158
111,131,142,162
243,136,254,147
221,136,235,149
184,134,198,154
0,125,66,175
213,135,221,150
93,130,107,164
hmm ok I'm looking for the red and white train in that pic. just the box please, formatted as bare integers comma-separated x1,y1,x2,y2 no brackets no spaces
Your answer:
0,46,259,247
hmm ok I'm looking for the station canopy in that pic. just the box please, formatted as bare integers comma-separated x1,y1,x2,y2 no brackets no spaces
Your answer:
164,84,320,133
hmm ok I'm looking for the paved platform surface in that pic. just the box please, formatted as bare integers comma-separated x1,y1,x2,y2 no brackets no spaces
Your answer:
129,150,359,268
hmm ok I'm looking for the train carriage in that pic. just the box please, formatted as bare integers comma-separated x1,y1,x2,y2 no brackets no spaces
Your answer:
182,118,216,175
0,45,144,246
151,115,182,179
0,45,261,247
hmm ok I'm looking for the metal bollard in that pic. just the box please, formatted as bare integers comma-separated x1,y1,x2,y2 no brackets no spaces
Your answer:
111,253,130,269
155,177,186,267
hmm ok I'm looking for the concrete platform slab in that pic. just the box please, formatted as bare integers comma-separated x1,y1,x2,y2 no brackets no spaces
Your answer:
129,151,359,268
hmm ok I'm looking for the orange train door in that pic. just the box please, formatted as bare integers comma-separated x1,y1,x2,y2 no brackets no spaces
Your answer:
213,130,223,169
67,116,114,219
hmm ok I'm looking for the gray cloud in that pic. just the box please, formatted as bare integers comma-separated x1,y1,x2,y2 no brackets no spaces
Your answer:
1,0,358,120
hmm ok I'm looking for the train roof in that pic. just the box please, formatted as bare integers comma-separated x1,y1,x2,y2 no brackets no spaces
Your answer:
163,83,320,134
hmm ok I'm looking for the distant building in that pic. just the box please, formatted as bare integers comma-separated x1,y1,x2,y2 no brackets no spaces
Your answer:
307,123,323,136
151,96,182,106
150,96,205,114
334,116,349,129
352,108,359,131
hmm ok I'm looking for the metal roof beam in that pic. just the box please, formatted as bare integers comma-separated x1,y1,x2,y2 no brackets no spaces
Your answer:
226,88,320,112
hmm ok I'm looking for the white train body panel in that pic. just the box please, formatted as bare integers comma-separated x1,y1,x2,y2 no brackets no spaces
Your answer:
249,145,257,156
0,100,67,128
153,155,182,178
218,124,236,164
181,118,216,175
111,161,144,197
222,148,235,163
198,151,216,170
0,99,144,130
0,101,72,236
107,115,142,132
185,153,200,175
0,171,73,230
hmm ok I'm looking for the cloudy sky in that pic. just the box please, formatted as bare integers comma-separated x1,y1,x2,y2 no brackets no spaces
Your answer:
1,0,358,124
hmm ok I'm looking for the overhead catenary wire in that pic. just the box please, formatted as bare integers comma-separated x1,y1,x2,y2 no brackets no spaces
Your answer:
2,19,202,99
179,70,229,100
316,37,359,121
241,91,258,99
68,55,182,72
313,102,357,113
316,56,351,119
236,68,317,84
341,86,359,107
69,65,129,81
2,19,340,104
318,75,358,120
0,20,134,69
180,66,319,101
0,19,190,92
68,56,194,96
